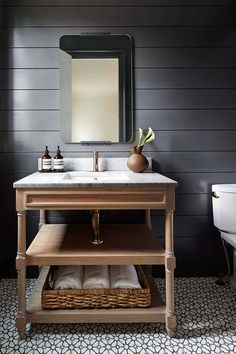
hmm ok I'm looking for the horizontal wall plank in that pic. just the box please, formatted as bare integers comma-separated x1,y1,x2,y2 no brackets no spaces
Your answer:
151,215,217,238
136,68,236,89
1,0,234,6
136,109,236,130
0,48,58,69
0,217,16,231
175,194,211,216
135,48,236,68
152,152,236,173
1,89,236,110
2,151,236,174
152,131,236,151
1,109,236,132
136,89,236,109
0,111,59,131
0,174,28,195
1,7,234,27
166,172,236,194
2,48,236,68
0,90,58,110
2,130,236,152
2,27,236,48
172,237,225,277
0,196,16,216
2,68,236,90
0,69,58,89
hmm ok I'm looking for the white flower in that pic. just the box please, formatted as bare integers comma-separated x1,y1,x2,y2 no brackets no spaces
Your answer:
138,127,155,147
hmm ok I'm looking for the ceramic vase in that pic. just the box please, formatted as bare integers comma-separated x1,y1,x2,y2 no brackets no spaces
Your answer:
127,146,149,173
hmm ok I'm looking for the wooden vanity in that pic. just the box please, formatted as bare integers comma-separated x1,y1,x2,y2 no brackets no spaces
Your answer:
14,169,177,338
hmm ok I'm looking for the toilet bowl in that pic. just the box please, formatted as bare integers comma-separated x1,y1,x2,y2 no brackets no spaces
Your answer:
212,184,236,288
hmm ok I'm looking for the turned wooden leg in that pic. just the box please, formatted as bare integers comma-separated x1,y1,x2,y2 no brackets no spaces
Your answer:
165,209,176,337
16,211,27,338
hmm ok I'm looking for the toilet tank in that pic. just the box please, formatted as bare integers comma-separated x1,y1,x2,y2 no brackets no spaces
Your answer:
212,184,236,234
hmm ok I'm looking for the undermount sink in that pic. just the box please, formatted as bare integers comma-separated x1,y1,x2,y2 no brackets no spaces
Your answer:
62,171,130,182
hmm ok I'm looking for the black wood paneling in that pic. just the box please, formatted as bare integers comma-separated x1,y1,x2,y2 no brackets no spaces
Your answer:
2,48,236,68
1,6,235,27
136,110,236,130
2,27,236,48
1,89,236,110
2,68,236,90
1,1,235,277
2,151,236,173
1,0,235,5
0,111,59,131
2,130,236,152
2,109,236,132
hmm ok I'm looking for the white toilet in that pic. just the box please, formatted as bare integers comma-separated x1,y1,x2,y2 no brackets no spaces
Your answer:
212,184,236,288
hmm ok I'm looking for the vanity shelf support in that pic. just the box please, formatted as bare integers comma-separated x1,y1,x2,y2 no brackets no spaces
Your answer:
16,210,27,338
165,208,176,338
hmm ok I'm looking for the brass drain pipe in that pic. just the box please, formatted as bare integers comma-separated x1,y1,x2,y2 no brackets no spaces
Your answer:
90,209,103,244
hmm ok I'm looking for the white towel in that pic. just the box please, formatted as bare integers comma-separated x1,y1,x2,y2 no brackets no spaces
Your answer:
110,265,141,289
83,265,110,289
53,265,83,290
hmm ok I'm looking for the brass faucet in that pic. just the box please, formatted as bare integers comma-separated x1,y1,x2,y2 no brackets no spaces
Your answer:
93,151,99,172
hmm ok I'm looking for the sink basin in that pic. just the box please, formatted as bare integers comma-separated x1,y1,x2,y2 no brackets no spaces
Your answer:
62,171,130,182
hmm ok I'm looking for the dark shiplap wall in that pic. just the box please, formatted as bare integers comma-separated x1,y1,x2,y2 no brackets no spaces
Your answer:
1,0,236,277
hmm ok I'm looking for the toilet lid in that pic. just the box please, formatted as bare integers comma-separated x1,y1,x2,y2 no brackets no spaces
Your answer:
212,184,236,193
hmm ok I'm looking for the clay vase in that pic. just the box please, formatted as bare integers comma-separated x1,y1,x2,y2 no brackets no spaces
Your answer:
127,146,149,173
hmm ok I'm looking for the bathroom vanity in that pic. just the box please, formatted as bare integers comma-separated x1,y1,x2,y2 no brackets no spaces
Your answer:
14,160,177,338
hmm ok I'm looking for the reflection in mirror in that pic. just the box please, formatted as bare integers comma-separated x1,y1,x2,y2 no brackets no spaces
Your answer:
59,34,133,144
72,58,119,142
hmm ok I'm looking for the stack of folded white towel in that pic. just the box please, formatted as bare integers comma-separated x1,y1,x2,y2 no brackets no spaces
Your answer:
53,265,141,290
83,265,110,289
53,265,83,290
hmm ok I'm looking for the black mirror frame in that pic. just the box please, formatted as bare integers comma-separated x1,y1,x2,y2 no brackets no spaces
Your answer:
60,34,134,144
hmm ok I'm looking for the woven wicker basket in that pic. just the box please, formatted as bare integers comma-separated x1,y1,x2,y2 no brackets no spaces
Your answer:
41,266,151,309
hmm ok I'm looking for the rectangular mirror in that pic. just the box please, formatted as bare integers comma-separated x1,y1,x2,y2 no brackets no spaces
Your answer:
59,34,133,144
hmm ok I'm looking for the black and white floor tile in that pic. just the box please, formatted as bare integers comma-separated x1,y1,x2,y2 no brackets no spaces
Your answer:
0,277,235,354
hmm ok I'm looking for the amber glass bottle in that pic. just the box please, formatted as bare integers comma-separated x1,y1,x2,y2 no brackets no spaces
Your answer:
53,146,64,172
41,146,52,172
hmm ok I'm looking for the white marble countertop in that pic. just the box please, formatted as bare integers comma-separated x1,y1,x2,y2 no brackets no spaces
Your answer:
14,158,177,188
13,170,178,189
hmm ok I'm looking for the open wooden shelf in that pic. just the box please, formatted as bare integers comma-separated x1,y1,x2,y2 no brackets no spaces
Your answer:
26,266,166,324
26,224,165,265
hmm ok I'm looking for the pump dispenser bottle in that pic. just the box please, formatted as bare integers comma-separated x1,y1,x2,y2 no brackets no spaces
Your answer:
53,146,64,172
41,146,52,172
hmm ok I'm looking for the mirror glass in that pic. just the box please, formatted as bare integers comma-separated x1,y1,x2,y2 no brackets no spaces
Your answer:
59,34,133,144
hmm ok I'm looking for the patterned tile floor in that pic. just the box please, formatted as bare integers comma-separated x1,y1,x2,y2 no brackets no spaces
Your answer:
0,277,235,354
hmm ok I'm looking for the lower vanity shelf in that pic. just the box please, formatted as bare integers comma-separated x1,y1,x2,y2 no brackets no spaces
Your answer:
26,266,166,324
26,223,165,265
25,223,167,325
